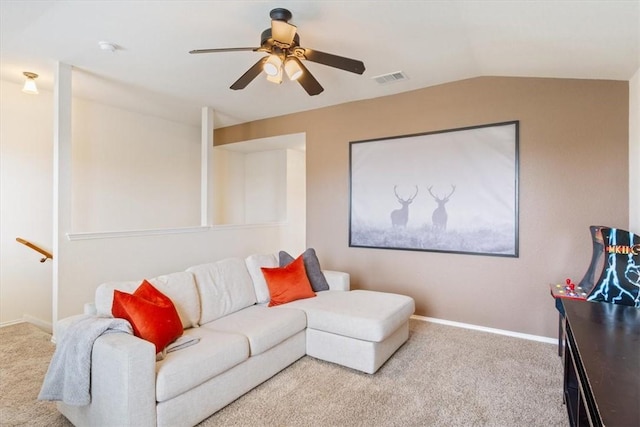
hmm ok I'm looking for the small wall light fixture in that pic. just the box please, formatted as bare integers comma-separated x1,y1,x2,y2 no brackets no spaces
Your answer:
22,72,39,94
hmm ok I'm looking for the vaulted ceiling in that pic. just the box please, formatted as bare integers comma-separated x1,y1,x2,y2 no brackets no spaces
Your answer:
1,1,638,128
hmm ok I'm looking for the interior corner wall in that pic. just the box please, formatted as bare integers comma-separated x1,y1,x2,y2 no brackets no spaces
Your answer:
630,68,639,232
213,148,294,226
214,76,629,339
279,149,306,255
0,79,53,326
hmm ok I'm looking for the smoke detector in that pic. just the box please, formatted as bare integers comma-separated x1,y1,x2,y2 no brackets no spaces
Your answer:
98,41,117,52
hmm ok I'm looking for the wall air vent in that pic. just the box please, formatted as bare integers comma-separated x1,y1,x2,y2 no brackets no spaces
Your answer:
373,71,408,85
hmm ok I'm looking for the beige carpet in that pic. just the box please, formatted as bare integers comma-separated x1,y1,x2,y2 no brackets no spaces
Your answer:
0,321,72,426
1,319,567,426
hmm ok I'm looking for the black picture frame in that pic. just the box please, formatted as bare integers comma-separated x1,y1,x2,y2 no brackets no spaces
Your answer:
349,121,519,257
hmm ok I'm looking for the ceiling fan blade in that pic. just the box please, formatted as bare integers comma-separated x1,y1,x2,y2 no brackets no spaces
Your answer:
189,47,259,54
230,57,268,90
271,20,297,45
294,59,324,96
301,49,365,75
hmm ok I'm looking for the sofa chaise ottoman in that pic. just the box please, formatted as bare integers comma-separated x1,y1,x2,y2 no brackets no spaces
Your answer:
280,289,414,373
51,252,415,427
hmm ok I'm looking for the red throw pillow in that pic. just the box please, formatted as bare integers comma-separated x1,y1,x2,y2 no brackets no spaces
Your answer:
262,255,316,307
112,280,183,353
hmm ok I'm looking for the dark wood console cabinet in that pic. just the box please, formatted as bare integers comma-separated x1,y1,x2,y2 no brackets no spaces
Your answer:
562,299,639,427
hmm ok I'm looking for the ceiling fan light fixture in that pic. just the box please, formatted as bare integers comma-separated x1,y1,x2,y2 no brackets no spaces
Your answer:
284,57,303,81
266,66,283,84
193,8,365,96
22,72,39,94
263,54,282,76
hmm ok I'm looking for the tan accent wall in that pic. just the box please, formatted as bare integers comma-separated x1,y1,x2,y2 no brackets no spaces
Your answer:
215,77,629,338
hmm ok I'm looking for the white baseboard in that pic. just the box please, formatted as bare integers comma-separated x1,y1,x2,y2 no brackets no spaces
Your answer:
411,315,557,345
0,315,52,334
23,314,53,333
0,319,25,328
0,316,54,344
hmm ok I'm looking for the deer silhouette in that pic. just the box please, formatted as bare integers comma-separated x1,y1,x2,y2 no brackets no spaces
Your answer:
428,185,456,231
390,185,419,228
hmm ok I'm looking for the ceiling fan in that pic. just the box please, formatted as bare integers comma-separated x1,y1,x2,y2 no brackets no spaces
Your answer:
189,8,366,96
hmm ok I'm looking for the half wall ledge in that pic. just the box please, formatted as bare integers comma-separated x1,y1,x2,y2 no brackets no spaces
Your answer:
66,222,288,240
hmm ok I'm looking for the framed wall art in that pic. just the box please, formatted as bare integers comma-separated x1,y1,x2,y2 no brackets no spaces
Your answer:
349,121,519,257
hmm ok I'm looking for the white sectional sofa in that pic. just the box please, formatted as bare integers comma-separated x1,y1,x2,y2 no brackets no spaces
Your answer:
53,253,415,427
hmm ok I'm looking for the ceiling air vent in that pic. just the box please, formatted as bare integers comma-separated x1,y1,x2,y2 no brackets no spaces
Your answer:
373,71,408,85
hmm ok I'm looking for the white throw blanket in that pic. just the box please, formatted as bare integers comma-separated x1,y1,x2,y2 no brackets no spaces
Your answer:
38,315,132,406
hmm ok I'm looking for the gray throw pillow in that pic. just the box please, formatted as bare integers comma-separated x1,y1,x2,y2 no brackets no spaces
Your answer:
279,248,330,292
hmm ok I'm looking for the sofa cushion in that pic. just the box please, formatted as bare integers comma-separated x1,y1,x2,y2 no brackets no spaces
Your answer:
112,280,183,354
245,253,278,304
202,305,306,356
279,248,330,292
155,327,249,403
187,258,257,325
277,290,415,342
95,271,200,329
262,256,316,307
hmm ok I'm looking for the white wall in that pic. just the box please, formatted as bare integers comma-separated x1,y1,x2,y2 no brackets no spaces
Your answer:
0,80,53,327
213,149,245,224
72,99,201,232
630,68,639,231
244,150,287,224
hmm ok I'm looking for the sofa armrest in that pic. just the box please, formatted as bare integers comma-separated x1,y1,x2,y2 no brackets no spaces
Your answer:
57,333,157,427
323,270,350,291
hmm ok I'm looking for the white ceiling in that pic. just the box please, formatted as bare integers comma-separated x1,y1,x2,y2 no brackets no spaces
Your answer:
1,1,638,128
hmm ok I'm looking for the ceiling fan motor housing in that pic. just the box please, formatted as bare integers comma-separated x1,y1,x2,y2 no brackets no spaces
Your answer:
261,29,300,51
